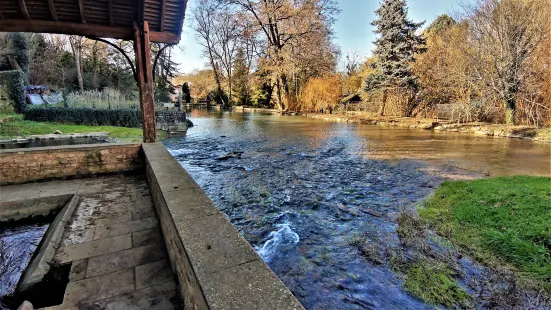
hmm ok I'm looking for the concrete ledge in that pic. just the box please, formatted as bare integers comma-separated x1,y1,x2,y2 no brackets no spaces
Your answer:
0,143,143,185
18,195,80,293
0,194,73,223
143,143,304,310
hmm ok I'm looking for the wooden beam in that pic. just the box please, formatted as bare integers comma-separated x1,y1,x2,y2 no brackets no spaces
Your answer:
107,0,114,26
47,0,58,21
160,0,167,32
18,0,30,20
77,0,86,23
0,20,179,43
0,19,132,39
134,21,157,143
150,31,179,43
0,9,4,20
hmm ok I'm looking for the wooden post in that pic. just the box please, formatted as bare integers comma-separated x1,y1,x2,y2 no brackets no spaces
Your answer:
134,21,156,143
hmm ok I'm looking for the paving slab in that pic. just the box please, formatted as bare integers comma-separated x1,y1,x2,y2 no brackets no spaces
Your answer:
135,259,174,290
62,228,95,246
78,279,181,310
131,207,156,220
86,242,166,278
63,269,135,307
94,217,158,240
56,234,132,263
94,209,133,226
69,259,88,281
132,228,163,247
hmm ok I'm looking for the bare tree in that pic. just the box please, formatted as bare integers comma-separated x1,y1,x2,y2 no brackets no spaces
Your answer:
465,0,550,124
225,0,339,111
68,35,86,91
191,0,227,106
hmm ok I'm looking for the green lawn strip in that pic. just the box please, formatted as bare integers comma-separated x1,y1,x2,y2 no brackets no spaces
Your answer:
0,119,166,142
419,176,551,292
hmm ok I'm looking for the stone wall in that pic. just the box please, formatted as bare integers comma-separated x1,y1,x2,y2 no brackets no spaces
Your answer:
0,143,143,185
143,143,304,310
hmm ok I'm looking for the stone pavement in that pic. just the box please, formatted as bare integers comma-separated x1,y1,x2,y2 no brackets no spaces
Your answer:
0,174,182,310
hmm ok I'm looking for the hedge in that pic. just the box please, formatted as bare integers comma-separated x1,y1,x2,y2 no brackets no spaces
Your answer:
23,107,143,128
0,70,26,113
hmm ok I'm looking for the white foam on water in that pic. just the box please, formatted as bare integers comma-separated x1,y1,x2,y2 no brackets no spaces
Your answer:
168,148,190,157
256,223,300,263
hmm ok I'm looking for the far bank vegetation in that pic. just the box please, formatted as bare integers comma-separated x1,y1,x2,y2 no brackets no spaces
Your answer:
180,0,550,127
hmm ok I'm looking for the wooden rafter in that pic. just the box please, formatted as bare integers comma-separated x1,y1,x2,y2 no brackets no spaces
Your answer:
18,0,30,20
47,0,58,21
160,0,167,32
107,0,114,26
77,0,86,23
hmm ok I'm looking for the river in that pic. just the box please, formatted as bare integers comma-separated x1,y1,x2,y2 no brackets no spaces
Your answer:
164,109,550,309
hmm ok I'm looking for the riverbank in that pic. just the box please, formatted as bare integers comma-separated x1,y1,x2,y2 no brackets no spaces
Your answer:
399,176,551,307
304,113,551,142
0,113,166,142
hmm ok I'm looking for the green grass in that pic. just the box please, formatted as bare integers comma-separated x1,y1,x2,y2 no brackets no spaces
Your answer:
401,261,472,308
420,176,551,292
0,113,166,142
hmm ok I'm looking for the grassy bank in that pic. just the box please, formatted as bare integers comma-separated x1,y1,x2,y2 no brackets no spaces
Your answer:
0,113,166,142
420,176,551,293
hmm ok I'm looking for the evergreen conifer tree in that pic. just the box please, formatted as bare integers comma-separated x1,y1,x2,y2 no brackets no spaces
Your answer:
363,0,426,116
182,82,191,103
7,33,29,77
232,49,251,106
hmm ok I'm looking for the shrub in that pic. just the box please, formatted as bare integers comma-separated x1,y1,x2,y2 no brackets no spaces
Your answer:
65,89,138,109
23,107,143,128
0,70,26,113
299,75,342,113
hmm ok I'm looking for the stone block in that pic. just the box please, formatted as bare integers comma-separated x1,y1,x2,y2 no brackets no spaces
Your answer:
132,228,163,247
86,242,166,278
94,217,158,240
135,259,174,290
63,269,135,307
131,207,156,220
164,188,221,222
201,260,304,310
69,259,88,281
56,234,132,263
77,280,179,310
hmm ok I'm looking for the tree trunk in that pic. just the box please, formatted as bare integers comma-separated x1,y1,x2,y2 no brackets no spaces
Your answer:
505,97,516,125
378,89,387,116
207,46,225,107
277,74,290,111
75,52,84,92
69,37,84,92
274,78,283,111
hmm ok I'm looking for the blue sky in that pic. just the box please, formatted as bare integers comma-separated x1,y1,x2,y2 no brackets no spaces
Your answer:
174,0,472,74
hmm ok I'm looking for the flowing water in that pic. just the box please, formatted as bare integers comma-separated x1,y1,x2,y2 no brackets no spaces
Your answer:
164,109,550,309
0,224,49,304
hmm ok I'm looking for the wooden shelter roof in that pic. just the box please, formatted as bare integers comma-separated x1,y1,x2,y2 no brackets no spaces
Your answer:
0,0,187,43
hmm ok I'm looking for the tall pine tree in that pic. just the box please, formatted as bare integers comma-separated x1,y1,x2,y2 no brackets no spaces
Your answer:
364,0,426,116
